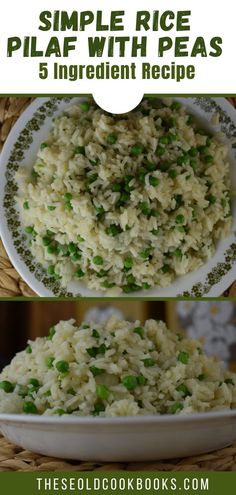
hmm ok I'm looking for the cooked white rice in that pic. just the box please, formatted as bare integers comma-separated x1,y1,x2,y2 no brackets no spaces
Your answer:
0,317,235,417
16,98,232,294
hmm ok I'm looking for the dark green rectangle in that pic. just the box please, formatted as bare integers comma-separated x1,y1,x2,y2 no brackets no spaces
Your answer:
0,471,235,495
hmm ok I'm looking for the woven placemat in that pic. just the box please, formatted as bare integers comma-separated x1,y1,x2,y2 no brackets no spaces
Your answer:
0,435,235,472
0,97,236,297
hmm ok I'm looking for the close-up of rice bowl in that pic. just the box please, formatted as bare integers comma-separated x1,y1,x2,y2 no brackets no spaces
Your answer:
13,97,233,296
0,317,235,417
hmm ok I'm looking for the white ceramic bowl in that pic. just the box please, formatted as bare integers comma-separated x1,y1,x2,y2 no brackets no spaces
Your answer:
0,97,235,297
0,410,236,462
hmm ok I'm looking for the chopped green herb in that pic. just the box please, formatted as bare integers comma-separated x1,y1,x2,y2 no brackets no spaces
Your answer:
26,345,32,354
93,402,105,415
54,409,66,416
197,374,206,381
149,175,159,186
106,224,122,236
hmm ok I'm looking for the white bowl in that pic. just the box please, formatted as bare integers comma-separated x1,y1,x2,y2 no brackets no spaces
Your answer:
0,410,236,462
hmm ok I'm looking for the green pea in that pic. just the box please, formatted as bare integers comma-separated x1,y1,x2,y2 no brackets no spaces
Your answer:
139,248,152,259
101,280,115,289
47,205,56,211
174,248,182,259
89,366,105,376
159,135,169,145
142,358,155,367
47,244,57,254
133,327,144,339
188,147,198,157
151,229,159,236
122,376,138,390
137,376,147,386
168,169,178,178
42,237,51,247
54,408,66,416
64,201,73,211
96,384,110,400
23,201,29,210
75,268,85,278
93,256,103,265
207,194,217,204
155,145,165,156
64,193,72,201
80,101,90,112
186,115,194,125
26,345,32,354
124,257,133,270
77,235,85,242
203,155,214,163
177,154,189,166
55,360,69,374
17,385,28,398
171,101,181,110
74,146,85,155
106,133,117,145
175,214,185,225
170,402,184,414
95,205,105,218
47,265,55,276
161,264,170,273
225,378,234,385
149,175,159,186
143,283,151,289
122,283,142,293
89,158,100,166
138,201,151,216
40,142,48,151
25,226,34,234
92,329,100,338
167,132,178,142
71,252,82,262
32,169,39,179
96,269,109,278
28,378,40,389
0,380,15,393
197,374,206,381
130,143,144,155
112,183,122,192
46,356,55,369
105,224,121,236
178,351,189,364
93,402,106,415
197,145,208,154
23,401,38,414
176,384,192,397
47,326,56,340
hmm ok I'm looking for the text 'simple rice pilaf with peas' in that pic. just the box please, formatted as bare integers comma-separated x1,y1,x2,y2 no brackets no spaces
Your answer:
0,317,235,417
16,98,232,294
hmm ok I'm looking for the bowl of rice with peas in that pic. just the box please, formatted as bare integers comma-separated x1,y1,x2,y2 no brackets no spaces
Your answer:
0,317,235,417
14,97,233,296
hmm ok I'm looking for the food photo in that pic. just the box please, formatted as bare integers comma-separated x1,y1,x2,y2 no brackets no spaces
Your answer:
0,300,235,470
0,97,235,297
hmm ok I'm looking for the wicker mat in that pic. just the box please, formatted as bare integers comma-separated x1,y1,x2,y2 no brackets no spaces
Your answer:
0,97,236,297
0,435,235,472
